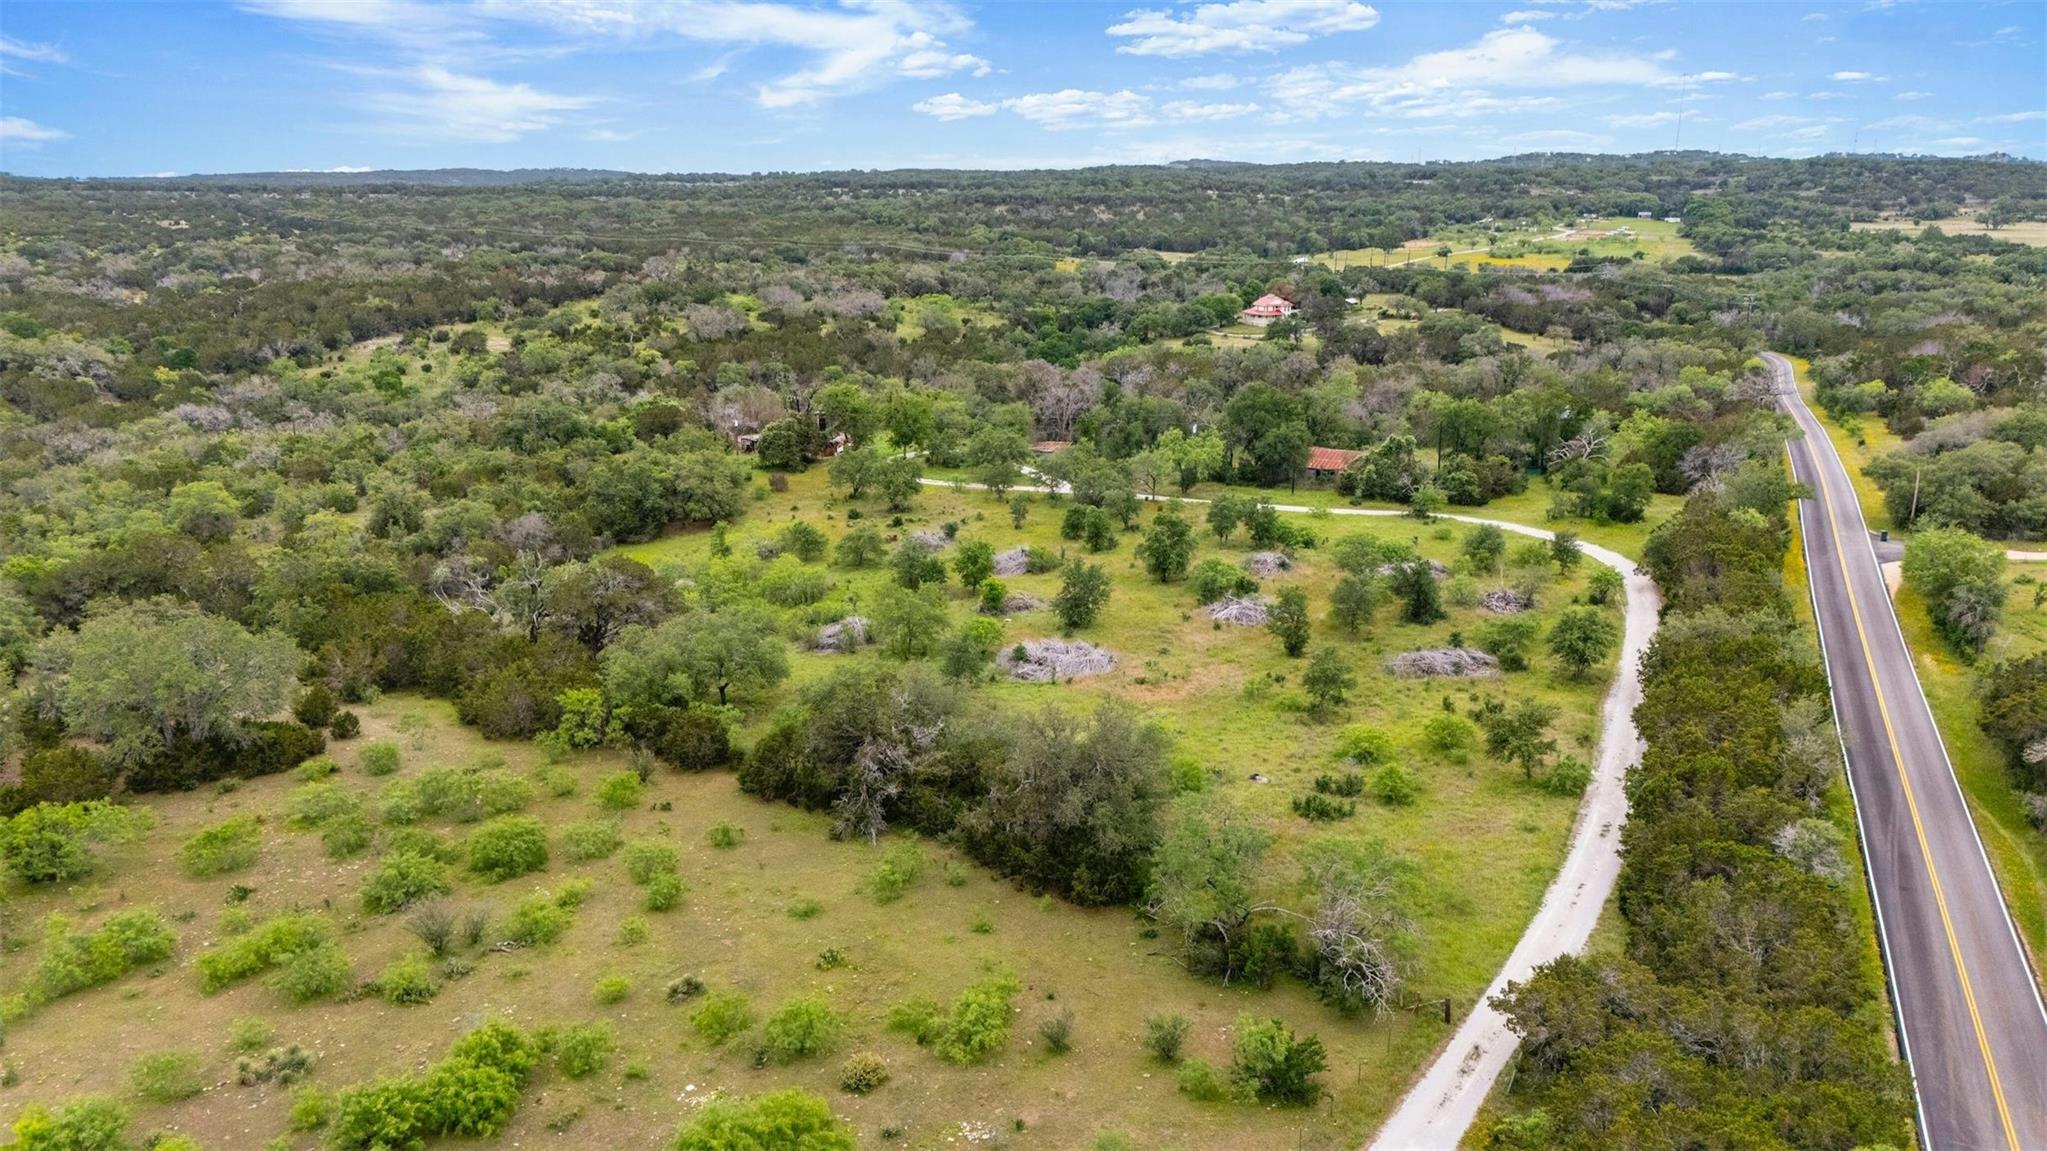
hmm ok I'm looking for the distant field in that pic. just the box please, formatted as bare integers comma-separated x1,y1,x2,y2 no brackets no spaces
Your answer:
1851,216,2047,246
1313,216,1696,274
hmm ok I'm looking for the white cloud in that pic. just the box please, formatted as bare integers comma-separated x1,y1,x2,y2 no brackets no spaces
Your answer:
1784,124,1830,139
1161,99,1258,121
1606,110,1680,126
1263,26,1693,121
1691,70,1742,82
1760,90,1796,100
1808,90,1845,101
1829,70,1884,81
1001,88,1153,129
1734,113,1815,131
1180,72,1242,90
1930,136,1987,149
1107,0,1378,57
1802,11,1827,20
1500,9,1557,21
1980,110,2045,123
359,66,594,142
912,92,997,120
0,116,68,143
1893,90,1932,100
0,34,68,75
254,0,992,110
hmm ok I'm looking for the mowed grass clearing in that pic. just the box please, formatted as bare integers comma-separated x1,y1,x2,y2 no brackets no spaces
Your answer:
1851,217,2047,246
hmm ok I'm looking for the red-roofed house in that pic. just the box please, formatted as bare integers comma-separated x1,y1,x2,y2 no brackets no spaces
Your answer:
1304,446,1361,478
1240,294,1296,326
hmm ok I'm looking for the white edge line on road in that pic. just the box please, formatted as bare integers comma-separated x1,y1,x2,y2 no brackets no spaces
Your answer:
1772,354,2047,1035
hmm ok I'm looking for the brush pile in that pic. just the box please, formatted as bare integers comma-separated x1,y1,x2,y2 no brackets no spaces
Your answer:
1385,648,1501,678
999,639,1117,682
1208,595,1270,626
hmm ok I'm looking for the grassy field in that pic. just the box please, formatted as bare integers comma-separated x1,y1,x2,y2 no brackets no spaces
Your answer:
1850,216,2047,246
1313,217,1696,275
0,465,1638,1150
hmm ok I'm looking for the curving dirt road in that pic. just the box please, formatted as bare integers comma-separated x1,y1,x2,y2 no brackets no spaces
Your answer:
914,474,1661,1150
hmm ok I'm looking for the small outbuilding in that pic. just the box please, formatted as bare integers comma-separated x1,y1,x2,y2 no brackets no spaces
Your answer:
1304,445,1361,478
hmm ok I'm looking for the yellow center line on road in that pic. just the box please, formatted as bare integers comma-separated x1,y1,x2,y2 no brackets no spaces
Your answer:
1798,428,2020,1151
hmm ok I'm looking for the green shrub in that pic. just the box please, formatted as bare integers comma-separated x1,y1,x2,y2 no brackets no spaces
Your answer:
1539,755,1592,796
7,1096,131,1148
672,1089,855,1151
284,781,360,830
413,767,533,823
1143,1013,1189,1063
644,871,685,911
1313,771,1366,798
759,997,843,1064
1422,713,1473,754
555,1022,614,1079
379,954,439,1006
327,1077,431,1151
2,801,150,885
1290,793,1355,821
869,842,924,904
179,815,263,877
467,815,549,881
36,909,176,1000
330,711,361,740
504,893,573,946
1038,1007,1074,1054
383,826,455,863
287,1085,332,1130
1370,763,1419,806
228,1016,275,1054
786,897,823,920
197,914,334,993
361,851,451,914
690,991,755,1046
622,839,679,883
839,1051,889,1095
1333,725,1396,765
1175,1057,1232,1102
594,771,643,811
706,820,743,849
320,809,375,859
932,974,1020,1066
266,943,352,1004
885,998,944,1046
130,1050,204,1103
297,754,340,782
615,915,650,946
593,975,631,1005
559,819,623,861
417,1059,522,1138
1189,557,1258,604
358,742,401,776
1230,1016,1326,1106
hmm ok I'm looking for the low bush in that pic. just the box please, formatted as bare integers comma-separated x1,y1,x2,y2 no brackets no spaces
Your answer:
595,771,643,811
180,815,263,878
379,954,439,1006
1371,763,1419,806
267,942,352,1004
197,914,334,993
467,815,549,881
1312,772,1365,798
504,892,574,946
358,742,400,776
1333,725,1396,765
929,974,1021,1066
228,1016,275,1054
759,997,843,1064
593,975,631,1005
237,1044,314,1087
1230,1016,1326,1106
839,1051,889,1095
644,871,685,911
558,819,622,861
361,851,451,914
622,839,678,883
1038,1007,1075,1054
1143,1013,1190,1063
7,1097,132,1148
555,1022,615,1079
320,810,375,858
1538,755,1592,796
673,1089,855,1151
706,820,743,849
652,710,733,771
869,842,924,904
1290,793,1355,821
130,1050,204,1103
36,909,176,1000
125,721,326,793
1175,1057,1232,1102
326,1022,539,1150
690,991,755,1046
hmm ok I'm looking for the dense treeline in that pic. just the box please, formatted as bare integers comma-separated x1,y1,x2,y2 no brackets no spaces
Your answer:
1485,477,1914,1149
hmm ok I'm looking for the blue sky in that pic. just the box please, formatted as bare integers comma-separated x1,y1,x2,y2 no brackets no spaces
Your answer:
1,0,2041,176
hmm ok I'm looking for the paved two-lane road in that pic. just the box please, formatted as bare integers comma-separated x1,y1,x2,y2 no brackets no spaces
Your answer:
1773,352,2047,1151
